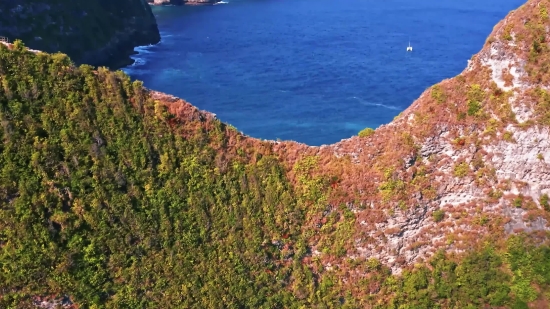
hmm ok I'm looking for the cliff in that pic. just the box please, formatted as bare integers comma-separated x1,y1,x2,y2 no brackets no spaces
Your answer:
293,0,550,275
1,0,550,308
0,0,160,68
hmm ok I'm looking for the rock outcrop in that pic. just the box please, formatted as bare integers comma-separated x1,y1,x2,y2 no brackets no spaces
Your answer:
0,0,160,68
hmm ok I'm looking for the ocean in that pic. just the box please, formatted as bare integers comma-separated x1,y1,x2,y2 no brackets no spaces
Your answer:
123,0,525,146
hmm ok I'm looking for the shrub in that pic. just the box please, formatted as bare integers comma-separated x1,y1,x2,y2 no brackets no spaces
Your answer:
431,85,447,104
467,84,485,116
502,25,513,41
503,131,515,142
358,127,375,138
488,189,503,199
367,258,381,270
227,124,238,132
514,195,523,208
484,118,499,136
540,5,549,19
468,100,482,116
541,194,549,211
433,209,445,222
453,162,470,178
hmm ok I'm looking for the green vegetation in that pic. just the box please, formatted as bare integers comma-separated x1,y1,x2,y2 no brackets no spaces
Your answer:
467,84,484,116
379,168,406,202
484,118,500,136
433,209,445,222
533,88,550,125
541,5,549,19
0,42,309,308
524,9,550,81
390,236,550,308
453,162,470,178
541,194,549,211
514,195,524,208
431,85,447,104
0,43,549,308
467,98,482,116
503,24,514,41
358,127,375,138
503,131,515,142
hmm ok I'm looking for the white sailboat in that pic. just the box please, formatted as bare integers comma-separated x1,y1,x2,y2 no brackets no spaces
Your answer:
406,40,413,52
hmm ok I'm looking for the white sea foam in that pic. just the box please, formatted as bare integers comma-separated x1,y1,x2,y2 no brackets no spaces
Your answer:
131,57,147,67
159,31,174,38
351,96,400,111
134,45,155,54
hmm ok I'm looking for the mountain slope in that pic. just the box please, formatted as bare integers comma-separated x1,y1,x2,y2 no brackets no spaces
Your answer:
0,0,160,68
290,0,550,274
1,0,550,308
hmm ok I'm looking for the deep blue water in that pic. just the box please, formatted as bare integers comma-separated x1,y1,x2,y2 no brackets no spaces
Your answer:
123,0,525,146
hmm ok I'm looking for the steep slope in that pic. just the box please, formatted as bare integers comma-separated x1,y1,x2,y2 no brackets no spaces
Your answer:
281,0,550,275
0,0,160,68
267,0,550,305
0,42,308,308
1,0,550,308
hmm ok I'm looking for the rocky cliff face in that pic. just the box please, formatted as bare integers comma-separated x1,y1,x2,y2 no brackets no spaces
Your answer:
147,0,218,5
268,0,550,275
0,0,160,68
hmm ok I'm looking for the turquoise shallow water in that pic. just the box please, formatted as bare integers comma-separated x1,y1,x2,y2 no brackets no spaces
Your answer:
123,0,525,146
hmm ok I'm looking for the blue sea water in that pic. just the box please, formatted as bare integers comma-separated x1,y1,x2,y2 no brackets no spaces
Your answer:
123,0,525,146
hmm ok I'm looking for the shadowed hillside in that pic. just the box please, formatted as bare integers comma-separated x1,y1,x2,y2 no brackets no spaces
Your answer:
0,0,160,68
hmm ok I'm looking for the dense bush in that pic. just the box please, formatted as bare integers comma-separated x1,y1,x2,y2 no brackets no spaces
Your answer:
358,127,375,138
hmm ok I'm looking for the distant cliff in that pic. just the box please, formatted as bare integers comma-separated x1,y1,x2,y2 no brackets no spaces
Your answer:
147,0,218,5
0,0,160,68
